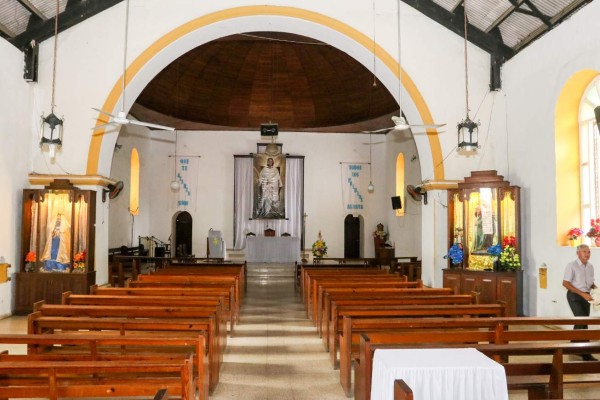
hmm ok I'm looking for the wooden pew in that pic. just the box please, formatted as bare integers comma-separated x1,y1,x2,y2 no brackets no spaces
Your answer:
28,308,222,393
321,294,476,351
312,279,423,327
155,263,247,292
337,304,506,396
355,316,600,400
301,268,390,308
154,388,169,400
135,273,242,318
394,379,414,400
0,332,207,399
125,280,239,326
92,284,239,326
0,355,195,399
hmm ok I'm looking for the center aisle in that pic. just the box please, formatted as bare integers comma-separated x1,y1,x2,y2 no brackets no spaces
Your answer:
211,262,348,400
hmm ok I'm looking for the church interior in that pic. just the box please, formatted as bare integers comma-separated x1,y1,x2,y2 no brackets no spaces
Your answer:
1,0,600,398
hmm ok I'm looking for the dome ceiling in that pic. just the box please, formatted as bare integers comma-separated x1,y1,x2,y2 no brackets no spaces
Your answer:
131,32,399,132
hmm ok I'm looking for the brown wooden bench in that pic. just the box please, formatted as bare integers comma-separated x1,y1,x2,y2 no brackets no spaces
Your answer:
0,332,208,399
300,267,388,302
92,284,239,325
28,309,221,393
321,294,476,351
394,379,413,400
125,279,239,325
135,273,242,318
154,263,247,292
337,304,506,396
0,355,195,399
355,316,600,400
310,278,422,323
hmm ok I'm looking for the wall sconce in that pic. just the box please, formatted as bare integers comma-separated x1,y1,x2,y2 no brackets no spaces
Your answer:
457,116,479,152
39,112,63,160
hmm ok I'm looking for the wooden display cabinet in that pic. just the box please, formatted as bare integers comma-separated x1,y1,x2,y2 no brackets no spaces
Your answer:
443,171,523,316
15,179,96,314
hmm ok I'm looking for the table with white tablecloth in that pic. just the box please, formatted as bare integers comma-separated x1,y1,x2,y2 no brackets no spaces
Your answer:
370,348,508,400
245,236,301,263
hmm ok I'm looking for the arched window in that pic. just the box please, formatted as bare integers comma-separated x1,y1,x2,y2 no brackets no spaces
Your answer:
579,77,600,229
130,148,140,216
395,153,405,217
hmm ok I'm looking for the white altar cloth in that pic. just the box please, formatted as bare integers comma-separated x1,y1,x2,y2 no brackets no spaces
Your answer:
370,348,508,400
245,236,300,263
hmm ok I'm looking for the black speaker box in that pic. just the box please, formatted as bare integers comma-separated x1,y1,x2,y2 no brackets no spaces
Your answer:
391,196,402,210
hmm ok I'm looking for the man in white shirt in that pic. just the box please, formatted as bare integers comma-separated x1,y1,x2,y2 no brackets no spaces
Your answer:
563,244,597,361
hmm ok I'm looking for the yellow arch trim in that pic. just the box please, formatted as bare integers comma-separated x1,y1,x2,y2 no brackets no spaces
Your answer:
555,69,599,245
87,5,444,180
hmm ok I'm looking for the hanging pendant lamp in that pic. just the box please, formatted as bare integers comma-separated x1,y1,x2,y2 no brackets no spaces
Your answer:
457,0,480,152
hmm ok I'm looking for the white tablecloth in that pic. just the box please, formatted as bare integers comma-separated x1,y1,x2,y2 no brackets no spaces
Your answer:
370,348,508,400
245,236,300,263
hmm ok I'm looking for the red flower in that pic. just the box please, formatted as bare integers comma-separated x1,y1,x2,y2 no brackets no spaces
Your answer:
502,236,516,248
25,251,36,262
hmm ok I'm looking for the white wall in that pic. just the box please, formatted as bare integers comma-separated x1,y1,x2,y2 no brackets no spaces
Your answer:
500,0,600,317
0,38,33,317
109,127,422,261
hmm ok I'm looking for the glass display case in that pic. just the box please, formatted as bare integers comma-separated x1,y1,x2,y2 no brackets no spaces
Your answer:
15,179,96,313
447,171,520,270
444,171,522,316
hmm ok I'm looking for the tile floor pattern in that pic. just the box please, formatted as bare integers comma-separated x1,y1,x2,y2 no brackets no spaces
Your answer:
0,262,600,399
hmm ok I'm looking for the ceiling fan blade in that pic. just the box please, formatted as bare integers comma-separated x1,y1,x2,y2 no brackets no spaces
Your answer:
91,122,118,131
129,120,175,131
410,123,447,129
362,127,393,134
92,108,116,118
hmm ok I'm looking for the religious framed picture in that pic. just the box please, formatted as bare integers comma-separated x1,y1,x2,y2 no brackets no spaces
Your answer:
252,153,286,219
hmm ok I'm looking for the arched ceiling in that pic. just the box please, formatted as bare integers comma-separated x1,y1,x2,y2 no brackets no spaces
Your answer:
130,32,399,132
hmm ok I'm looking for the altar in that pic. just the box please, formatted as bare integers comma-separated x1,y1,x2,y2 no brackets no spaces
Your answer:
245,236,301,263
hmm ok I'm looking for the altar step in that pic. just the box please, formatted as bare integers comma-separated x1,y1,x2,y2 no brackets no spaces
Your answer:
247,263,295,283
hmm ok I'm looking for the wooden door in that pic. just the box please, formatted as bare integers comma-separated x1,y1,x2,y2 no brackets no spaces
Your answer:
172,211,193,257
344,214,361,258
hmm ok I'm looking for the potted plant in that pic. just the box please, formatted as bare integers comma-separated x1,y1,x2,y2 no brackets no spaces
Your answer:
567,227,584,247
587,219,600,246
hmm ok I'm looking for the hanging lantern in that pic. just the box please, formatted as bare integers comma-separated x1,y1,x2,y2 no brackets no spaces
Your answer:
39,112,63,160
457,116,479,152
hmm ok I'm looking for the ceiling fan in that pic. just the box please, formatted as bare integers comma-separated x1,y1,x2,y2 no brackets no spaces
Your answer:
92,0,174,132
365,1,445,135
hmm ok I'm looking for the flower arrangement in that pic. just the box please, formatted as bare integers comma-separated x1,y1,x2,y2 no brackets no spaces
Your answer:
25,251,36,263
72,250,86,272
487,244,502,257
587,219,600,238
568,228,584,241
498,236,520,270
312,231,328,258
444,243,463,265
24,251,36,272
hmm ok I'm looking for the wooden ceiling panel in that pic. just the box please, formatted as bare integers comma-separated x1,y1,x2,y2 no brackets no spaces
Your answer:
134,32,398,132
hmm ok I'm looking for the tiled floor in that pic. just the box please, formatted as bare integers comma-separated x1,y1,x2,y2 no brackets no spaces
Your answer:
1,263,600,399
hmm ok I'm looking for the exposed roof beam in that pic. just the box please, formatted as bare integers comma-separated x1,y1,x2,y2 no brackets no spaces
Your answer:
522,0,552,26
0,21,15,38
486,1,523,33
9,0,124,49
401,0,515,61
513,0,593,52
16,0,48,21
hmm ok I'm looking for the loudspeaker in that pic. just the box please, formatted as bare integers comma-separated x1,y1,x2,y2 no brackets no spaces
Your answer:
260,123,279,136
391,196,402,210
23,41,39,82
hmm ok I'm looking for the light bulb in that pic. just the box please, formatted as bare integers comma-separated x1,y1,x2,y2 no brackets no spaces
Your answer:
49,143,56,160
170,180,180,191
368,182,375,193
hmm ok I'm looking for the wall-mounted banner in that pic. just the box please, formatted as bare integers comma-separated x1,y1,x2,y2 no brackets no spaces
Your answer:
253,153,286,219
341,163,368,211
174,156,199,210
